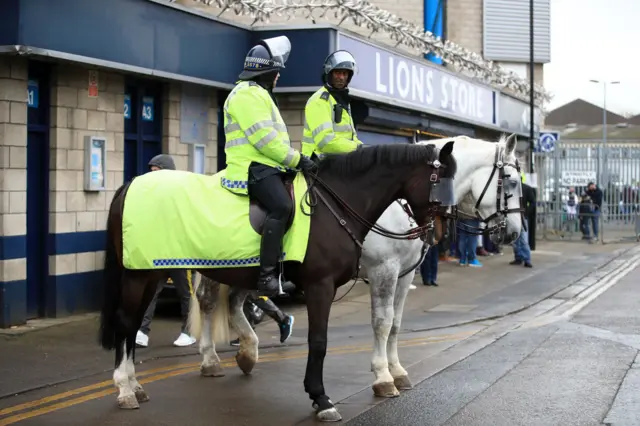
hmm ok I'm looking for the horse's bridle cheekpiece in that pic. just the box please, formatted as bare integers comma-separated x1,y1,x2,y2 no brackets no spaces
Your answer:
454,143,526,243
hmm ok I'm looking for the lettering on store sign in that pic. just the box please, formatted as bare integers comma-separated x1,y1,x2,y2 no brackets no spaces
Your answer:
337,34,495,126
374,53,488,122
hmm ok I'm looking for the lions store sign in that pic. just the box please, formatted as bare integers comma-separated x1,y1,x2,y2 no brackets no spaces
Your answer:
338,33,496,127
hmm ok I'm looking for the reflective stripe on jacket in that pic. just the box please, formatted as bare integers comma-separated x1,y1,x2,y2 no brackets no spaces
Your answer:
222,80,301,195
301,87,362,157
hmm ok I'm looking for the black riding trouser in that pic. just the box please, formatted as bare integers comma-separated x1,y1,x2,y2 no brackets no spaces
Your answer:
248,173,293,222
140,270,191,335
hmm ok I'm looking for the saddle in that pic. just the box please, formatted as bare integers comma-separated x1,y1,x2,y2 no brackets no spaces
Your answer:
249,175,296,235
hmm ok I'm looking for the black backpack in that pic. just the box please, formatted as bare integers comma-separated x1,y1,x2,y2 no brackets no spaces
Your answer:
567,193,576,207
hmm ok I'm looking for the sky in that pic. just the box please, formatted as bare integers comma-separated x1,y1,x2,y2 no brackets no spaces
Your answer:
544,0,640,115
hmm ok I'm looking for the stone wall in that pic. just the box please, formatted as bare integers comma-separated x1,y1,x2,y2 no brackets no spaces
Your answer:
48,65,125,279
0,57,28,320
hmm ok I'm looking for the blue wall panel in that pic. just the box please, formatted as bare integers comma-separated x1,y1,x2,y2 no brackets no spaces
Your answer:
0,0,20,46
16,0,251,84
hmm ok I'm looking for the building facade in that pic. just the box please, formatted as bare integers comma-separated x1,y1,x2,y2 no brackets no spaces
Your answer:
0,0,547,327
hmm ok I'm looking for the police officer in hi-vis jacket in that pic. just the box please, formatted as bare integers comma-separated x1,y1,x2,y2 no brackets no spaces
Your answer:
302,50,362,159
222,35,316,298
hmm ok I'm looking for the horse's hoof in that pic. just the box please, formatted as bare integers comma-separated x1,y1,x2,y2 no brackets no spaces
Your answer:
316,407,342,422
235,352,256,375
394,375,413,390
372,382,400,397
200,363,225,377
117,394,140,409
134,389,150,403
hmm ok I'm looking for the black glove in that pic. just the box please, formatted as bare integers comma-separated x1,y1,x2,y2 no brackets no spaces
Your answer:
297,155,317,173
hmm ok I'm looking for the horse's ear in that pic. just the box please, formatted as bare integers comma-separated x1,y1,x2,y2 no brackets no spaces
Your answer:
505,133,517,154
439,140,454,161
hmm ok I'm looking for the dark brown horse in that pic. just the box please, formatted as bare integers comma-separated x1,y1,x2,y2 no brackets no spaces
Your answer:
98,141,456,422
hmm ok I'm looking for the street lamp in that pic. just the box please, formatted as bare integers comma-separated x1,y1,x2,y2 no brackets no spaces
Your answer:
588,79,620,187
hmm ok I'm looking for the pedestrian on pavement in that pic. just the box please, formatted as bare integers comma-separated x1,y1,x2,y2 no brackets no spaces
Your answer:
230,293,295,346
586,182,603,241
579,193,595,240
420,245,440,286
458,218,483,267
136,154,197,348
477,234,490,257
510,175,534,268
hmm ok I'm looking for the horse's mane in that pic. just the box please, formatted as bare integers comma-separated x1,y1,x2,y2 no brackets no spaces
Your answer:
318,143,457,178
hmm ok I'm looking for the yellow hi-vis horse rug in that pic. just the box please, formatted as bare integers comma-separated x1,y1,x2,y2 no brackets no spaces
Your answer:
122,169,311,270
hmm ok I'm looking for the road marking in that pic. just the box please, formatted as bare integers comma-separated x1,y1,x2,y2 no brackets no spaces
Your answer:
0,331,475,425
521,254,640,329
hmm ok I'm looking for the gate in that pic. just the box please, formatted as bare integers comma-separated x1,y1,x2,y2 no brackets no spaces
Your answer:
533,141,640,243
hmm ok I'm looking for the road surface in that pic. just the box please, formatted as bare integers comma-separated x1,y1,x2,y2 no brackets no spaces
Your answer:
0,241,638,425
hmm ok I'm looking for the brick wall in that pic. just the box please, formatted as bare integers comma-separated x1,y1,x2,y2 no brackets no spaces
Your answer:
276,94,307,152
174,0,425,56
446,0,483,54
0,57,28,292
162,83,219,174
48,65,125,278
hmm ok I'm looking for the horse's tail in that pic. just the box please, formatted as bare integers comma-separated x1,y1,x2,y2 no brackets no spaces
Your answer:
99,183,128,351
187,273,203,340
211,284,230,345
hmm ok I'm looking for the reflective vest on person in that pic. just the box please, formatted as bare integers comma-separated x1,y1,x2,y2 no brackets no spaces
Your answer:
222,80,300,195
301,87,362,158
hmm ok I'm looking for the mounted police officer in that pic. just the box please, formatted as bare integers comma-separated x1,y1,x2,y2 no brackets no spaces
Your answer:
302,50,362,158
223,35,316,298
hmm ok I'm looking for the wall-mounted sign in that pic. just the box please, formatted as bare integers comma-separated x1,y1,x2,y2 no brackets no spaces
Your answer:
180,84,209,144
142,96,154,122
88,70,99,98
338,33,496,127
83,136,107,192
124,94,131,120
27,80,39,108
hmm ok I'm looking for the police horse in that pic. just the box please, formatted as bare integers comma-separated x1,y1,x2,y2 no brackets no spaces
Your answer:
99,142,457,422
188,134,524,404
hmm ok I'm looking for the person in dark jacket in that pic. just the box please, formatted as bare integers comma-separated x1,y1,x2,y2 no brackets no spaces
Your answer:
135,154,197,347
585,182,603,241
578,193,595,240
510,178,534,268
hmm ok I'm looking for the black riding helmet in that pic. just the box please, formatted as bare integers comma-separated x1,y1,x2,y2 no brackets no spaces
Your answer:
239,35,292,80
148,154,176,171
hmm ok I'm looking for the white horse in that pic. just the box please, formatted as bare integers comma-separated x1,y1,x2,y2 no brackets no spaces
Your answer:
188,133,524,402
361,133,524,397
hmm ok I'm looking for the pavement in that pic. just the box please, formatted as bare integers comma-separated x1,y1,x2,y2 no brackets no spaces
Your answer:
0,239,638,425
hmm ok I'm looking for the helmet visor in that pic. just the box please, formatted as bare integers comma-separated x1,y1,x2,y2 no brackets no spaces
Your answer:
325,51,359,75
262,36,291,68
429,178,456,206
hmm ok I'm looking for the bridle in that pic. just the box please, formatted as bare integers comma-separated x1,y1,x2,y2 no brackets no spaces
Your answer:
300,153,449,249
449,144,526,242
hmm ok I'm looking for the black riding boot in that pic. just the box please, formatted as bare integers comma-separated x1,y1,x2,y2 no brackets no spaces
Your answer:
257,218,286,297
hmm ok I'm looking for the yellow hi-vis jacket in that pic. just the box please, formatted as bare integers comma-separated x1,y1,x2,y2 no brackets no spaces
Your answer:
222,80,301,195
301,87,362,157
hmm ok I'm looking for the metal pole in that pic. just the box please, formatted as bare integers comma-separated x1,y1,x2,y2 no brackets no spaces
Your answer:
529,0,535,173
601,82,606,186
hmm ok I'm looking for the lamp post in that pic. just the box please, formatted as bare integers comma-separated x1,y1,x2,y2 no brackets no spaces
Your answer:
588,79,620,187
529,0,535,174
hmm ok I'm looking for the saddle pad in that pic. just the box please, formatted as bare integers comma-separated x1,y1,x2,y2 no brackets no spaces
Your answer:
122,169,311,270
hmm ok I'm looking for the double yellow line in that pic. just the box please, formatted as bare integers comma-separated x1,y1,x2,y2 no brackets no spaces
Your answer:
0,331,473,425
